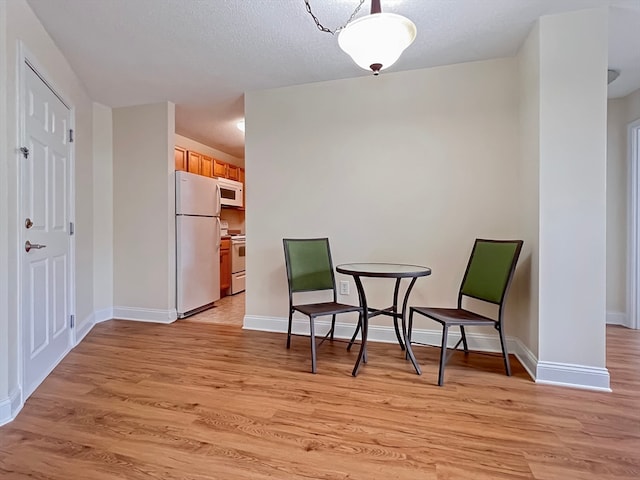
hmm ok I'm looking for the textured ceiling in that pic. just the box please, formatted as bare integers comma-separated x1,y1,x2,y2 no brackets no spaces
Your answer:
26,0,640,159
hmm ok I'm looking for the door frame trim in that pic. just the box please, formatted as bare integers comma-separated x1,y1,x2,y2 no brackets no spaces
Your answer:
16,42,76,401
627,117,640,330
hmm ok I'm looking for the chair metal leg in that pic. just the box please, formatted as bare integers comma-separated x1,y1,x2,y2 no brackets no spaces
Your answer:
330,314,336,341
403,307,421,375
460,325,469,353
309,316,317,374
287,310,293,349
438,325,449,386
498,325,511,376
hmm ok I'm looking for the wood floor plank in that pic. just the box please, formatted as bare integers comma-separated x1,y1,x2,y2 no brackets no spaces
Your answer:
0,321,638,480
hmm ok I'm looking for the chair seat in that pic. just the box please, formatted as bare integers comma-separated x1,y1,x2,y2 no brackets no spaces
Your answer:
294,302,361,318
410,307,497,327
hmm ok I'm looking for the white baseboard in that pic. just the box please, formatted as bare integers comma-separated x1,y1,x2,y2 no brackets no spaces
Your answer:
0,387,22,427
244,315,612,390
74,308,114,345
94,307,114,324
112,306,177,324
75,312,96,345
536,362,611,392
509,338,538,382
606,311,628,326
243,315,536,380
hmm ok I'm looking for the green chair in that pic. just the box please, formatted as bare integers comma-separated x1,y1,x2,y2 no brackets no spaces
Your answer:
408,239,523,386
283,238,363,373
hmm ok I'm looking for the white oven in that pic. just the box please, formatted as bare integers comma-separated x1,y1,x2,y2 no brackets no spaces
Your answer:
218,178,243,208
230,235,246,294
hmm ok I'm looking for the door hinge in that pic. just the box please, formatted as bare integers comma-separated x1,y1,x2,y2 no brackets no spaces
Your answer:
19,146,29,159
70,314,75,329
69,221,74,236
69,129,74,143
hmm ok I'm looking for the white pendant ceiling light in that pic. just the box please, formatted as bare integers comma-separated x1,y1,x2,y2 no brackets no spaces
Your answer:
607,69,620,84
338,2,416,75
304,0,416,75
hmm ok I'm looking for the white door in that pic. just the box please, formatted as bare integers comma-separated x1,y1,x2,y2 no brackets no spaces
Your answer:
21,62,73,397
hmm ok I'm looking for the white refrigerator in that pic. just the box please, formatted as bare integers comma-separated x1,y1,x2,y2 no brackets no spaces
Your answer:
176,171,221,317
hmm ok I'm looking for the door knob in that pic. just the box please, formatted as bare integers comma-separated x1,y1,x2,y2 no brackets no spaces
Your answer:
25,240,47,252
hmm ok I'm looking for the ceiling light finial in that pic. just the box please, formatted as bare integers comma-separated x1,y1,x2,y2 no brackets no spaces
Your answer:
304,0,416,75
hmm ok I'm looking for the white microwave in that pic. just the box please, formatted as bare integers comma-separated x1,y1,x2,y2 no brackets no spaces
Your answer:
218,178,243,208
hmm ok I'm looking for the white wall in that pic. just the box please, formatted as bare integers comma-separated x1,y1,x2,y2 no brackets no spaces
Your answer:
175,134,244,167
607,97,627,318
606,88,640,323
515,21,541,358
245,57,521,328
113,102,176,320
93,103,113,318
537,9,608,377
627,89,640,118
1,0,95,423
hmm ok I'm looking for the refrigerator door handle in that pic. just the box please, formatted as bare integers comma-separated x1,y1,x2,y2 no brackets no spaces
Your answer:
216,217,221,251
215,183,221,215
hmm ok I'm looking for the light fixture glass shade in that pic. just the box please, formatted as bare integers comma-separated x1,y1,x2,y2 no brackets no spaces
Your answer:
338,13,416,73
607,69,620,84
236,120,245,132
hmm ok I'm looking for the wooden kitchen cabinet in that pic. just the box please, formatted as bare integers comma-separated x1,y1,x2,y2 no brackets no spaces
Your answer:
174,146,187,171
213,159,227,178
200,155,213,177
220,238,231,295
187,151,202,175
175,149,244,206
227,164,240,181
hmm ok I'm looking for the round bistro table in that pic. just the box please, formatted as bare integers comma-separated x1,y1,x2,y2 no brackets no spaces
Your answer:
335,263,432,376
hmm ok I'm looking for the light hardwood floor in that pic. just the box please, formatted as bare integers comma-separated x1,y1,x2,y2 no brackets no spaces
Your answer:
0,319,638,479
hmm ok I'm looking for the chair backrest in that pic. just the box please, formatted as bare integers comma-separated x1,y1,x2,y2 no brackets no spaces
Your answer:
283,238,337,294
459,239,523,306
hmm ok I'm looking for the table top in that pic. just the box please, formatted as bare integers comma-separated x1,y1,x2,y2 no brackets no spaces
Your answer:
336,263,432,279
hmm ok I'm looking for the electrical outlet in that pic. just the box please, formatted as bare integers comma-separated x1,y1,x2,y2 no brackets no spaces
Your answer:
339,280,350,295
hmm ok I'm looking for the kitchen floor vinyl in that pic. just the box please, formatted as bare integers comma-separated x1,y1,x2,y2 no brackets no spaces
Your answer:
184,291,245,326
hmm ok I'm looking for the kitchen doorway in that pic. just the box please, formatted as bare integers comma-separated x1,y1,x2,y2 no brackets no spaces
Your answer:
184,291,245,326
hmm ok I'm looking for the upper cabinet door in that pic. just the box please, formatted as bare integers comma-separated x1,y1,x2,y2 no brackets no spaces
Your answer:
227,164,239,181
201,155,213,177
187,151,201,175
213,159,227,178
175,146,187,171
